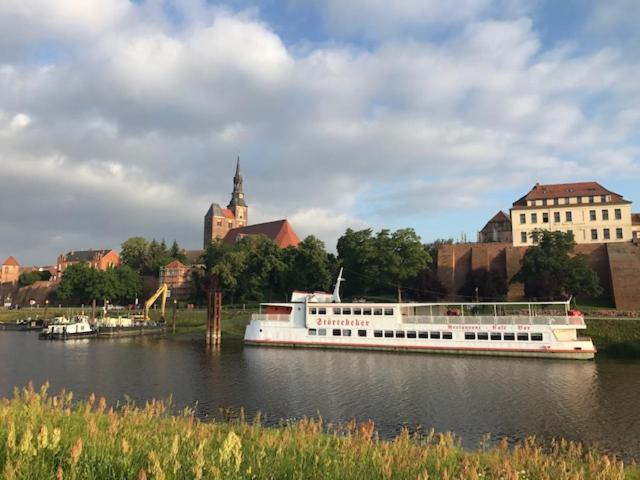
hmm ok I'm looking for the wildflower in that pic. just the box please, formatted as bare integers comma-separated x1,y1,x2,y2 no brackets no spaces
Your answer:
51,428,61,450
70,438,83,466
138,469,147,480
219,430,243,473
121,438,130,456
37,424,49,449
148,450,165,480
57,466,64,480
6,421,16,452
19,427,35,456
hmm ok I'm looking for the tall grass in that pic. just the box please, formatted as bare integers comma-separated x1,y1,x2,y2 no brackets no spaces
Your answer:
1,384,637,479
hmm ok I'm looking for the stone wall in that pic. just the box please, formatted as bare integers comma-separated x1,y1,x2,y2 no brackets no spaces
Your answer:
436,242,631,305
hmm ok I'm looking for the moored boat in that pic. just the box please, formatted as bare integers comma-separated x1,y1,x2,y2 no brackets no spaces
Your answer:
244,271,596,360
97,315,164,337
39,316,97,340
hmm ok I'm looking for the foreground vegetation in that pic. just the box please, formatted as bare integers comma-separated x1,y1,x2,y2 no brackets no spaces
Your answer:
1,384,637,480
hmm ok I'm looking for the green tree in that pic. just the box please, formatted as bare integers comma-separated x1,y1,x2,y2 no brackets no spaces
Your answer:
144,239,172,276
55,263,102,304
120,237,149,273
511,230,603,300
169,240,187,263
18,271,43,287
114,265,143,303
375,228,431,301
282,235,332,294
336,228,379,298
459,268,507,301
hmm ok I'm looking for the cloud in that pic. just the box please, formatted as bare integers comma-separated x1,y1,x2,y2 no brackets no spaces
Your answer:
0,1,639,265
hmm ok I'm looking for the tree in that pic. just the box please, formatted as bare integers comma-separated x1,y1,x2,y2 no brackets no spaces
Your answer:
121,237,149,273
54,263,142,305
18,271,44,287
511,230,603,300
336,228,379,298
282,235,332,294
169,240,187,263
376,229,431,301
459,268,507,301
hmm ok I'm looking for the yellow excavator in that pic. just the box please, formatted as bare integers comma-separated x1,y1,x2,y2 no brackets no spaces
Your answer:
143,283,168,322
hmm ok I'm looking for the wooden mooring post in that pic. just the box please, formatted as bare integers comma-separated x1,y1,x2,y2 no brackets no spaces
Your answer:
207,289,222,346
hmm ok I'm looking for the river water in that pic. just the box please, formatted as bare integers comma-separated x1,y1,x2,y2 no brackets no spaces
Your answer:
1,331,639,460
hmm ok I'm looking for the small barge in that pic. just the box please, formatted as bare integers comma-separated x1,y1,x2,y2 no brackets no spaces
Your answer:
97,315,164,337
244,270,596,360
39,316,97,340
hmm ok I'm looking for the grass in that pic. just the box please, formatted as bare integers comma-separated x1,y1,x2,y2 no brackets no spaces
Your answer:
1,384,638,480
585,318,640,357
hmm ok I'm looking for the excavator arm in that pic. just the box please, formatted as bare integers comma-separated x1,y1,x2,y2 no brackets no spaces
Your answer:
144,283,168,322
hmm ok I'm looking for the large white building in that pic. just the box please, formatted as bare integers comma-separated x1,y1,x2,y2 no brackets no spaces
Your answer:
510,182,635,247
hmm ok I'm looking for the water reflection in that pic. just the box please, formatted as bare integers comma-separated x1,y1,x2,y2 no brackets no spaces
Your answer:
0,332,639,459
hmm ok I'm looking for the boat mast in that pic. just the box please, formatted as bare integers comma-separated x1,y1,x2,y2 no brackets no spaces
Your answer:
332,268,345,303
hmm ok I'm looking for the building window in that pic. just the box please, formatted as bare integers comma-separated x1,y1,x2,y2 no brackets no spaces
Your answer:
477,332,489,340
589,195,594,204
553,198,559,206
542,213,549,223
564,197,570,205
343,329,352,336
554,212,560,223
566,211,573,222
532,232,539,244
591,229,598,240
384,331,393,338
373,308,383,316
353,307,362,315
332,329,341,336
384,308,394,315
531,333,543,341
520,213,526,224
602,210,609,221
358,330,367,337
442,332,453,339
216,220,222,226
615,209,622,220
363,308,372,315
521,232,527,243
531,213,537,224
542,199,547,206
589,210,596,221
490,332,501,341
318,329,326,336
228,222,233,228
418,331,429,339
308,329,317,336
517,333,529,341
616,228,623,239
395,331,405,338
342,308,352,315
374,330,383,338
604,228,610,240
464,332,476,340
430,331,441,339
332,308,341,315
407,331,417,338
503,333,515,341
318,308,326,315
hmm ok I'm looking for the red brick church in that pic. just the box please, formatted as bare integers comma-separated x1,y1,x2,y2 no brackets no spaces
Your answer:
203,158,299,249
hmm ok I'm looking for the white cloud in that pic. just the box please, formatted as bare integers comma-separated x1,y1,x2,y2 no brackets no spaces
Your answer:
0,1,639,264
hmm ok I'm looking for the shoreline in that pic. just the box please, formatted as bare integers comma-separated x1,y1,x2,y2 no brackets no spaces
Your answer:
1,384,636,479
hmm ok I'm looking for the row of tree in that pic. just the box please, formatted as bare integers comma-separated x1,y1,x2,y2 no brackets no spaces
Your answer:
52,228,604,306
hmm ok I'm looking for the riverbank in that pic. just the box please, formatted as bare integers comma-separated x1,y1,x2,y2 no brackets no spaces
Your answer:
585,318,640,357
1,384,637,480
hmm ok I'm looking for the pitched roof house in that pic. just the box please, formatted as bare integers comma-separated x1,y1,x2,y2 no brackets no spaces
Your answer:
223,219,300,248
1,256,20,284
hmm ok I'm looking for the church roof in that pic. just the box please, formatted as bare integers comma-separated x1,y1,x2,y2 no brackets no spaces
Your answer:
63,249,113,262
223,219,300,248
2,256,19,266
205,203,236,219
487,211,511,224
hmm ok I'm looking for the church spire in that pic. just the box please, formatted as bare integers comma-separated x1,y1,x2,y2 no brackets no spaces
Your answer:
228,156,247,209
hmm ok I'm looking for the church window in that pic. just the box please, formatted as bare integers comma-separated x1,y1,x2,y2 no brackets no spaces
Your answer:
228,221,233,228
216,220,222,226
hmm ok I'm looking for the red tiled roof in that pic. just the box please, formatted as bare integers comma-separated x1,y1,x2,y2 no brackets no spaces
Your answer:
513,182,629,206
224,219,300,248
164,260,187,269
2,256,19,266
632,213,640,225
487,211,511,223
222,209,235,219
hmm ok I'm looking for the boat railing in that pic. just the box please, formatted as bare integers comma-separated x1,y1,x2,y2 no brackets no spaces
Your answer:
402,315,585,326
251,314,291,322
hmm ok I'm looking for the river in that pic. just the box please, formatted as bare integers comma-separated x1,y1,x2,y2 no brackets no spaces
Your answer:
1,331,639,460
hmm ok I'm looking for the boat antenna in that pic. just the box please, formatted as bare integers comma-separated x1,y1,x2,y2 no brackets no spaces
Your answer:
332,268,345,303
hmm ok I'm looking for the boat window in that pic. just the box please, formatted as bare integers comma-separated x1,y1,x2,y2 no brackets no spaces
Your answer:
430,331,441,339
418,331,429,339
318,329,326,336
308,329,317,336
374,308,383,316
384,330,394,338
407,331,417,338
464,332,476,340
531,333,543,341
384,308,394,315
318,308,326,315
363,308,372,315
332,329,341,336
309,307,317,315
477,332,488,340
342,308,352,315
490,332,501,341
343,329,352,336
374,330,383,338
395,331,405,338
442,332,453,340
353,308,362,315
503,333,515,341
517,333,529,341
333,308,341,315
358,330,367,337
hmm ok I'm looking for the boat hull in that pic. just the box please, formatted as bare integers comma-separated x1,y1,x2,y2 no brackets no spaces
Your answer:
244,339,595,360
40,330,98,340
97,325,165,337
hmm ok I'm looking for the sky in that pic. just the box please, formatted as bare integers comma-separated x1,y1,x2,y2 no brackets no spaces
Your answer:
1,0,640,266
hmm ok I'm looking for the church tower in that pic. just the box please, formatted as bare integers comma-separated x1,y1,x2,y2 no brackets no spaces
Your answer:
227,157,248,227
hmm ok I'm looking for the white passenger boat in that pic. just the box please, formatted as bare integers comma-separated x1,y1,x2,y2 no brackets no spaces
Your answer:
39,315,97,340
244,271,596,360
